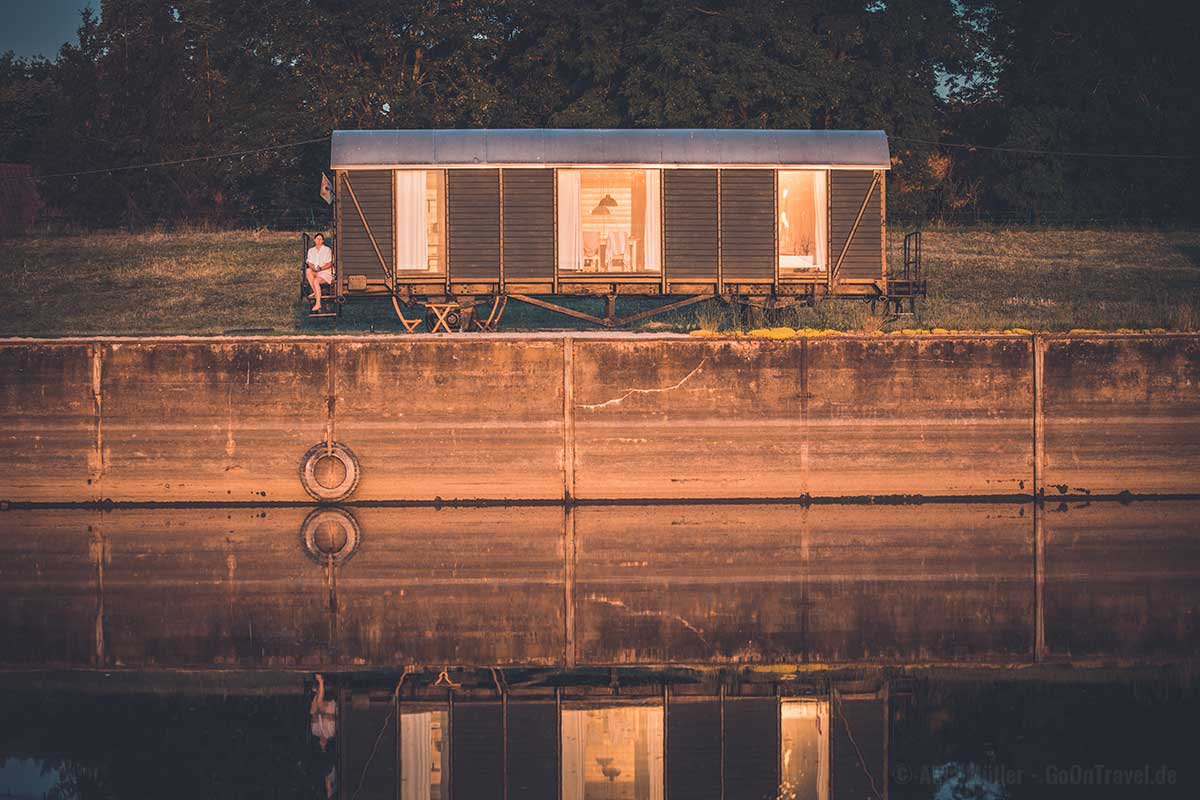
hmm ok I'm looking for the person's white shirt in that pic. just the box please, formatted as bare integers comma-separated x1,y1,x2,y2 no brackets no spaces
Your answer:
307,243,333,269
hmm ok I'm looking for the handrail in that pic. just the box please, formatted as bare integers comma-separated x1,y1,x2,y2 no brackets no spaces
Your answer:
902,230,922,283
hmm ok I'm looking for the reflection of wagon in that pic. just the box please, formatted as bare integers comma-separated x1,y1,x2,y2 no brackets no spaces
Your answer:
312,129,924,329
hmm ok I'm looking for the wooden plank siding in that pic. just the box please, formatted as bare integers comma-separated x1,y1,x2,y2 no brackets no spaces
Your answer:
501,168,555,282
830,170,883,282
831,695,885,800
719,169,775,283
724,697,780,800
664,169,720,283
337,170,393,281
506,702,558,799
667,700,723,799
335,165,887,292
448,168,501,281
450,702,505,800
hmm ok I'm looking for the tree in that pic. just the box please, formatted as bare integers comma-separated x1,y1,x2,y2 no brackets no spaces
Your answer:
6,0,1197,227
957,0,1200,221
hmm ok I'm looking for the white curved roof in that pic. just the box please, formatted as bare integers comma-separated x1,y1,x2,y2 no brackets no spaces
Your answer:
330,129,890,169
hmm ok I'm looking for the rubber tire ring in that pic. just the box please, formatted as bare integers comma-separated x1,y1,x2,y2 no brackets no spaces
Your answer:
300,507,363,566
299,441,362,502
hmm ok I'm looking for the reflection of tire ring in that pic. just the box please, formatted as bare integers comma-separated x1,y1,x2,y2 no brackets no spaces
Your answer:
301,507,362,565
299,441,361,502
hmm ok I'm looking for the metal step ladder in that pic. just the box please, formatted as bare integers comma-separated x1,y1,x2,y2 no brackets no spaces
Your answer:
885,230,927,315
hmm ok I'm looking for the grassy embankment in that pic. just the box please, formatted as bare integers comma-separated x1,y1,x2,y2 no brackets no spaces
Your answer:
7,227,1199,336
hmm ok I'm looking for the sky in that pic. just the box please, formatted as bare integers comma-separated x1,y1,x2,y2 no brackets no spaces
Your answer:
1,0,94,59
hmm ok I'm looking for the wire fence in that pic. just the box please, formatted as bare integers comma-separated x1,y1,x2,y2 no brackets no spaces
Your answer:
20,211,1195,238
890,211,1199,231
21,210,334,235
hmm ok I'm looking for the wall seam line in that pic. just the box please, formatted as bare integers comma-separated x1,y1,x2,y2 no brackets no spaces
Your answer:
325,341,337,453
563,337,575,502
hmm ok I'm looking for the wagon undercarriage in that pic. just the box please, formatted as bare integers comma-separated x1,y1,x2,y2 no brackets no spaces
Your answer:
303,231,924,332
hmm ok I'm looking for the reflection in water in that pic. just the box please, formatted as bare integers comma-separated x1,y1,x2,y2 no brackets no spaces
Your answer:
781,700,829,800
1,669,1197,799
562,705,663,800
1,501,1198,797
302,508,363,566
401,709,448,800
3,501,1198,669
310,673,338,798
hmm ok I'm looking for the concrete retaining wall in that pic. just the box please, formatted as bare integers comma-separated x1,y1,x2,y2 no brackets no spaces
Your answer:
1,333,1197,502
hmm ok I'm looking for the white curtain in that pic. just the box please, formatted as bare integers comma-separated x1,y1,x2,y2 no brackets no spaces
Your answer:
813,171,828,270
396,170,428,271
560,709,587,800
645,708,665,800
816,702,830,800
557,170,583,272
643,170,662,272
401,712,432,800
781,700,830,800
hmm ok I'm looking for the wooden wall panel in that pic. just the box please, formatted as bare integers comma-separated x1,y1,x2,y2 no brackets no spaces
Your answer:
502,168,555,282
831,696,885,800
667,700,722,799
338,170,393,280
507,702,559,799
830,170,882,281
448,168,501,281
725,698,779,800
452,703,504,800
664,169,719,283
720,169,775,282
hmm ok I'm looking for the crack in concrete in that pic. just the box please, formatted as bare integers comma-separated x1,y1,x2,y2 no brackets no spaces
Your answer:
578,359,706,410
585,593,709,646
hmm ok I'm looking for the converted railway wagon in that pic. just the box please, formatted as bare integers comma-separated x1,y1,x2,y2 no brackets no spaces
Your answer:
327,129,918,329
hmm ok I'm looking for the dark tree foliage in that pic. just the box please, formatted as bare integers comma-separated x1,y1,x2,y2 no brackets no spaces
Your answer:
948,0,1200,222
0,691,313,800
0,0,1196,228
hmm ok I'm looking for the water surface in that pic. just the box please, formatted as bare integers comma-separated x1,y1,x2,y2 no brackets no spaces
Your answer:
1,501,1196,798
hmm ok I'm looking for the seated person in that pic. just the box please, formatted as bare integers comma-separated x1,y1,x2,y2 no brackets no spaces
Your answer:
309,673,338,798
305,234,334,312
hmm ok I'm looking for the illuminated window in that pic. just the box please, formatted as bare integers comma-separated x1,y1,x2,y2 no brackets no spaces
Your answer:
395,170,445,272
778,171,828,271
401,708,449,800
780,699,829,800
562,704,664,799
558,169,662,273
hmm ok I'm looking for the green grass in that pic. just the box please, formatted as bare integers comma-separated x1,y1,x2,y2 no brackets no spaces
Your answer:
7,227,1200,336
909,226,1200,333
7,230,303,336
664,227,1200,334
